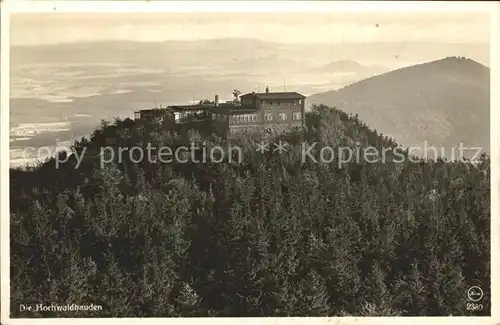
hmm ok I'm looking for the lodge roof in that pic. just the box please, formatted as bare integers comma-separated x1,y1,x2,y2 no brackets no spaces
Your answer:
240,91,306,100
209,105,259,115
167,105,212,111
138,103,240,113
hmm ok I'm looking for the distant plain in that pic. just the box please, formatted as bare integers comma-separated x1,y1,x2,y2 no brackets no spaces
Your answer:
10,38,490,167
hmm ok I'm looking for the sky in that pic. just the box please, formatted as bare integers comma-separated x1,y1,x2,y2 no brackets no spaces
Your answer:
11,11,490,46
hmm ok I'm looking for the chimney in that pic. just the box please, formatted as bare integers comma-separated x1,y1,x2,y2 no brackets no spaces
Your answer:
266,86,269,93
215,94,219,107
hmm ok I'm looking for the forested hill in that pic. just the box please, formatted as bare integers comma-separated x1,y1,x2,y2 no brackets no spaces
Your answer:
307,57,490,154
10,105,490,317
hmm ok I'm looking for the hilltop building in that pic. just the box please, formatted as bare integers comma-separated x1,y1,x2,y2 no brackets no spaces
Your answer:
134,87,306,137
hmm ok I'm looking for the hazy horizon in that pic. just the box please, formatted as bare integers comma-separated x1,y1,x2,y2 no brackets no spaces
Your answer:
12,12,489,46
9,10,491,167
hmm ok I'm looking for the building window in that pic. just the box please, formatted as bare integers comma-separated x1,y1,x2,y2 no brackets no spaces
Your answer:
265,113,273,121
293,112,302,120
279,113,287,120
252,114,256,122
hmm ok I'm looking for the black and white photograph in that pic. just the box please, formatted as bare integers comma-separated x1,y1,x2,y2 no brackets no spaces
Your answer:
1,0,498,321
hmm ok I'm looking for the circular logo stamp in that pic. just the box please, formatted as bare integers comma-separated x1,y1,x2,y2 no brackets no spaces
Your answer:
467,286,484,302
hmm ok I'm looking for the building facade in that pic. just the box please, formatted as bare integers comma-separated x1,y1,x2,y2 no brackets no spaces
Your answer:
237,87,306,130
134,88,307,137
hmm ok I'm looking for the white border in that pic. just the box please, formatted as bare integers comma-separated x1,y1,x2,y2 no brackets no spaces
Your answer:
491,2,500,325
1,1,499,325
1,0,12,323
4,1,494,13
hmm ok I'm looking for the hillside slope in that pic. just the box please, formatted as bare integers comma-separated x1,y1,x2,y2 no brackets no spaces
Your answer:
307,57,490,154
10,106,490,316
10,107,490,316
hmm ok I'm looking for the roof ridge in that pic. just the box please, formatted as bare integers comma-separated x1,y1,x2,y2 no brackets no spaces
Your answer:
241,91,306,99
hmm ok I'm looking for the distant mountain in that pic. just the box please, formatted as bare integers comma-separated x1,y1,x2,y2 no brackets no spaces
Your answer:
310,60,364,73
224,54,304,73
307,57,490,154
308,60,388,79
10,38,308,70
11,38,490,70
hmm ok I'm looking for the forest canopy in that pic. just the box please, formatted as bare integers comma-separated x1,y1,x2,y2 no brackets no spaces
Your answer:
10,105,490,317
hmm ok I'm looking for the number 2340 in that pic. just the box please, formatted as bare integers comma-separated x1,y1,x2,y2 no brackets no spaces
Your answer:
466,303,484,311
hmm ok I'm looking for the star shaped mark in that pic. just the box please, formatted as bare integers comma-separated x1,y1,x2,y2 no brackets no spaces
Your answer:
273,140,288,154
255,141,269,154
